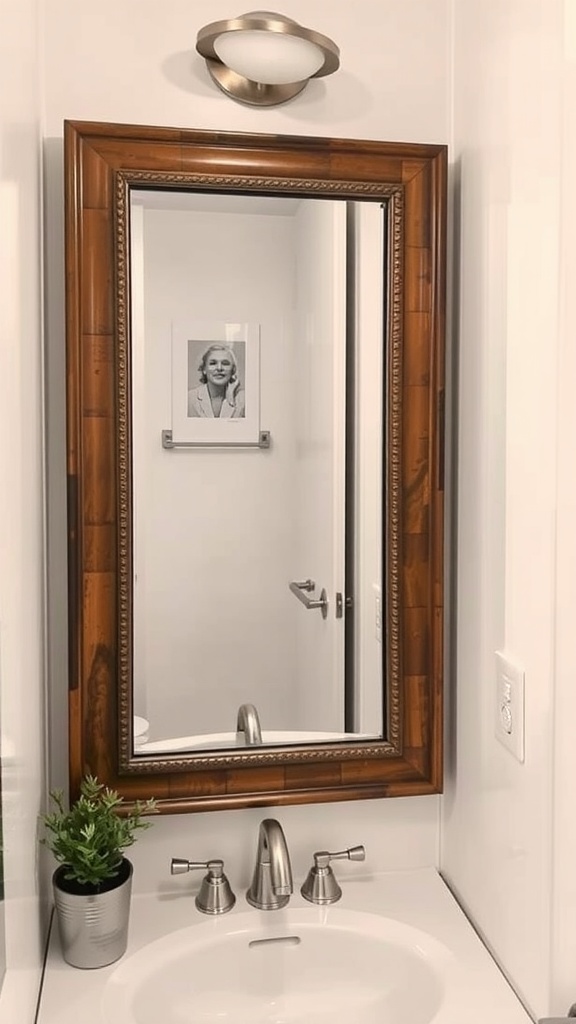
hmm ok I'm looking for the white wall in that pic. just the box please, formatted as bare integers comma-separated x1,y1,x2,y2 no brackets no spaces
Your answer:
550,9,576,1014
0,0,48,1020
441,1,576,1018
42,0,450,897
41,0,450,145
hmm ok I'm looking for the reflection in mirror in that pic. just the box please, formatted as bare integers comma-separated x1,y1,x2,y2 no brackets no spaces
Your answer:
129,190,385,756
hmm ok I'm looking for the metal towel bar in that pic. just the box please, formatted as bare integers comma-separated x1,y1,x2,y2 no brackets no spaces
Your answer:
162,428,271,450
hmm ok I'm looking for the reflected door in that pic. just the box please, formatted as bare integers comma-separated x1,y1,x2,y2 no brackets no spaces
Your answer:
291,201,347,732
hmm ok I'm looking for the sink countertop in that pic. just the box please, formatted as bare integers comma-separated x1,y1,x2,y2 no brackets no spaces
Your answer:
37,867,532,1024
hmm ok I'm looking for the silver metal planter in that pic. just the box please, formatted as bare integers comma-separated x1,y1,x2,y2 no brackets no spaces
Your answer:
52,857,133,969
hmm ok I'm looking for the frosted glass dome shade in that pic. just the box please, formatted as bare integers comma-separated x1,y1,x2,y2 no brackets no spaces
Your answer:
213,30,325,85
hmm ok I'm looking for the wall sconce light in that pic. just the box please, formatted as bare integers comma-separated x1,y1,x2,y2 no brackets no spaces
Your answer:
196,11,340,107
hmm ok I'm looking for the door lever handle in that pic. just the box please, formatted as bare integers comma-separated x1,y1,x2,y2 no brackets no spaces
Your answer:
289,579,328,619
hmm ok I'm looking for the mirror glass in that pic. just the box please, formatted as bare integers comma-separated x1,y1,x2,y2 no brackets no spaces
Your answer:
130,189,386,755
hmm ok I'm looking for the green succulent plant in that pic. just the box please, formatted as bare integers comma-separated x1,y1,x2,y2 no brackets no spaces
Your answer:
41,775,157,889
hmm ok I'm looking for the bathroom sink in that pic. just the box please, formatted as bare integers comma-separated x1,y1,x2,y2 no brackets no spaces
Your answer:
101,908,447,1024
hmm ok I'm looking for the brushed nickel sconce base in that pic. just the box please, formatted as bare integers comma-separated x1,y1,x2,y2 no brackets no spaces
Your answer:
205,58,308,107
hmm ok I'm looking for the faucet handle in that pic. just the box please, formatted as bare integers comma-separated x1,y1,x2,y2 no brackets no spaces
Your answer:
170,857,236,915
313,846,365,868
301,845,366,905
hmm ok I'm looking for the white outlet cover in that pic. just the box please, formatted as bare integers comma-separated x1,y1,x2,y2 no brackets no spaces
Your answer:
495,650,525,762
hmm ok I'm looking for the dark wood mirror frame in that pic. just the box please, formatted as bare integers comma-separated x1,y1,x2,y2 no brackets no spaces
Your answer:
65,120,446,813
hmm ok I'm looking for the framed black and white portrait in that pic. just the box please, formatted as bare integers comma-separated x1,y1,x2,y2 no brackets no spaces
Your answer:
171,321,261,445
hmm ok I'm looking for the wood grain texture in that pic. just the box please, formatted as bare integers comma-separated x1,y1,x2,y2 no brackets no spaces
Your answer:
64,121,447,811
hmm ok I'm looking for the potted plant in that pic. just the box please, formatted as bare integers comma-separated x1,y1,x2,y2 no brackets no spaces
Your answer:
41,775,157,969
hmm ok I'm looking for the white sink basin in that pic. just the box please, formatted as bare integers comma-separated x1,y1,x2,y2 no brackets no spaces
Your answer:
101,908,447,1024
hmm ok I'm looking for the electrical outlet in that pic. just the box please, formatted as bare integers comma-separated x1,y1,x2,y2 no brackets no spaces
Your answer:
495,650,525,762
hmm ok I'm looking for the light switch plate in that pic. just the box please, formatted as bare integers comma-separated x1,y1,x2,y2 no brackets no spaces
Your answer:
495,650,525,762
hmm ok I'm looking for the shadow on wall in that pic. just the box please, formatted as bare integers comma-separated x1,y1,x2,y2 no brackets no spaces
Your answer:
160,50,373,125
43,137,70,797
444,155,462,803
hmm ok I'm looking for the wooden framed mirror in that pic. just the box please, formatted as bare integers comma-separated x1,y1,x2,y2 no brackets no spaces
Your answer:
65,120,446,812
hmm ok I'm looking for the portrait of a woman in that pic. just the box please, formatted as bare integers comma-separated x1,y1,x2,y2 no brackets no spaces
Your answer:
187,343,246,419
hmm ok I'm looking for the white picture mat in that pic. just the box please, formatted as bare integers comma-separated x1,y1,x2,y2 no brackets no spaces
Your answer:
171,321,260,444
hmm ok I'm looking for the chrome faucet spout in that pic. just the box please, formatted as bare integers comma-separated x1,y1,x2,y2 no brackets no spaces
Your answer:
246,818,293,910
236,703,262,745
263,820,292,895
